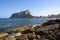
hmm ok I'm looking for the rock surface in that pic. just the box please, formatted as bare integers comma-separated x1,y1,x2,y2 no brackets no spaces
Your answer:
10,10,34,18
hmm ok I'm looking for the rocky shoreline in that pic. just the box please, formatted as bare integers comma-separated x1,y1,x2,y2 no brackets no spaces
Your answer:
0,19,60,40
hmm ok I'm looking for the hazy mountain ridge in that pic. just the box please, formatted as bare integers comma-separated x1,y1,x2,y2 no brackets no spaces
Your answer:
47,14,60,18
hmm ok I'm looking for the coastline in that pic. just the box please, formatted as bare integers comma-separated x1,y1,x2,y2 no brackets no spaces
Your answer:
0,19,60,40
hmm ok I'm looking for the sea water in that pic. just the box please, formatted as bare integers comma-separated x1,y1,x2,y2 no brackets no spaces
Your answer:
0,18,59,32
0,18,58,28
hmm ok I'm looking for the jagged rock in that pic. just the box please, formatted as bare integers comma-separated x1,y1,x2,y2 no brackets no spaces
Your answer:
48,35,55,40
41,19,60,26
36,34,41,39
56,32,60,40
27,33,34,40
16,35,26,40
35,28,48,36
10,10,34,18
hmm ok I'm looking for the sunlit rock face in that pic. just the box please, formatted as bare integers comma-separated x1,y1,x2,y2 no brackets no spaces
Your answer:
10,10,34,18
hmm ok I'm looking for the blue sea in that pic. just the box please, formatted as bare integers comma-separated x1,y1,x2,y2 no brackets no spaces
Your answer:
0,18,60,32
0,18,59,28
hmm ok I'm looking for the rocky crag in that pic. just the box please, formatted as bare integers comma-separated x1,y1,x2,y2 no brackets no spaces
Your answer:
10,10,34,18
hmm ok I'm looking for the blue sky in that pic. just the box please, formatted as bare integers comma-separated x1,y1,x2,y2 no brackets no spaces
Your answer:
0,0,60,18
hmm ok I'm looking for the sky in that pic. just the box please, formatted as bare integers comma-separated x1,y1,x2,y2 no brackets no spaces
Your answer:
0,0,60,18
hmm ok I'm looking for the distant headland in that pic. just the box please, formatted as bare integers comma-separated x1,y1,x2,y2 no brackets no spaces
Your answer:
10,10,60,18
10,10,34,18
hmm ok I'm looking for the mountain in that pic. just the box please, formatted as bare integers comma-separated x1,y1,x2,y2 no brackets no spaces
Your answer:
10,10,34,18
10,10,60,18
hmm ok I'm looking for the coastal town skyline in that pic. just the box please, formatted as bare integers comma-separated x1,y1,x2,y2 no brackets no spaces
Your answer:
0,0,60,18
